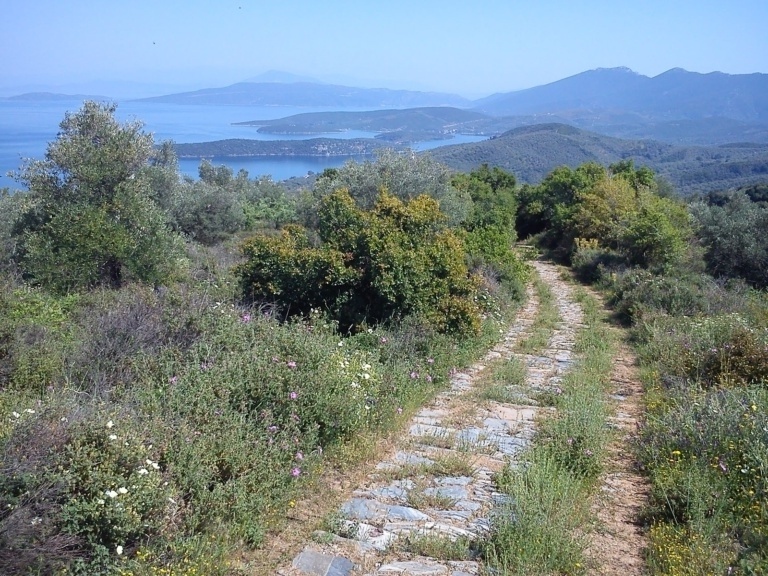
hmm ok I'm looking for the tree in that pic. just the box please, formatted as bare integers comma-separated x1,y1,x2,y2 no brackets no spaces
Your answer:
311,148,471,226
13,101,184,292
690,192,768,287
619,192,692,269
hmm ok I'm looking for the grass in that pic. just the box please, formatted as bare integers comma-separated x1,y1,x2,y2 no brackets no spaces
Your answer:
483,278,617,575
515,273,560,354
398,532,475,561
406,484,459,510
473,357,527,404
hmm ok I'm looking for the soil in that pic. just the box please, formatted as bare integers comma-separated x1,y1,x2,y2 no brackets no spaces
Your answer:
585,343,650,575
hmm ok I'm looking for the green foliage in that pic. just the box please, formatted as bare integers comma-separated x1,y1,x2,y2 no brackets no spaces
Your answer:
237,189,481,334
690,192,768,288
517,162,693,270
12,101,185,292
312,148,472,226
453,165,528,300
172,179,246,245
242,176,297,229
485,456,589,575
619,192,692,269
515,162,606,241
236,225,358,319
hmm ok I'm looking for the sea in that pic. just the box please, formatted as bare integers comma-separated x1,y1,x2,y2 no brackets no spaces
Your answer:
0,99,487,187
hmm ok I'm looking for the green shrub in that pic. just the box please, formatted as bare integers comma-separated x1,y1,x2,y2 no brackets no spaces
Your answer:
570,243,625,284
237,189,481,335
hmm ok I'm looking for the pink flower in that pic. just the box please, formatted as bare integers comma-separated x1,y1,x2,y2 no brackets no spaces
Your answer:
168,376,178,384
291,467,301,477
380,337,388,344
397,407,403,414
425,375,433,383
427,358,434,364
287,361,297,369
240,313,251,323
410,371,419,379
289,391,298,400
295,451,304,461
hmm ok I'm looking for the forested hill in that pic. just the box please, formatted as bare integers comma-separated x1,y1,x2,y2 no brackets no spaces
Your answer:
427,123,768,194
235,107,492,136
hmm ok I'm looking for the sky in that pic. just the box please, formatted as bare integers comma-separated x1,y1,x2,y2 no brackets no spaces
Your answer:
2,0,767,98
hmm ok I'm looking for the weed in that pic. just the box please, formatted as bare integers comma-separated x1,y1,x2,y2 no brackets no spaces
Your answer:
398,532,474,561
426,453,476,477
516,274,560,354
406,484,459,510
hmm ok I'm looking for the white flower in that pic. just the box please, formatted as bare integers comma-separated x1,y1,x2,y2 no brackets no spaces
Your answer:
362,363,371,370
116,545,123,555
24,409,35,414
97,499,105,505
109,434,118,440
117,487,128,494
363,373,370,380
106,420,114,429
12,412,20,418
137,468,148,475
351,382,360,388
105,490,118,498
337,341,344,347
146,459,160,470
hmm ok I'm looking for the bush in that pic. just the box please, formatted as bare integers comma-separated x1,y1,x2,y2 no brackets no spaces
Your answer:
570,241,625,284
237,189,481,335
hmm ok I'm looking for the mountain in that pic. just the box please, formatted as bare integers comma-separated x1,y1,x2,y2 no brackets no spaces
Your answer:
242,70,322,84
427,123,768,194
474,67,768,123
134,82,471,108
5,91,109,101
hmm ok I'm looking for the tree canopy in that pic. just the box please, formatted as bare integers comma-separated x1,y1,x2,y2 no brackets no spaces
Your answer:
13,101,184,292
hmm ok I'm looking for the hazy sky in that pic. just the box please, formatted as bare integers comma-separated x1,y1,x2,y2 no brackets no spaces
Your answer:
3,0,767,98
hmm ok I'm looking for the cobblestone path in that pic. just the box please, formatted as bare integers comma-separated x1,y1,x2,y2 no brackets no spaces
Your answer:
279,262,584,576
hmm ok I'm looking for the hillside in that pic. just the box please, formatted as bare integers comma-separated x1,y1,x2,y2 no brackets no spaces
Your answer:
133,81,470,108
173,137,388,158
474,67,768,122
427,123,768,194
234,107,500,143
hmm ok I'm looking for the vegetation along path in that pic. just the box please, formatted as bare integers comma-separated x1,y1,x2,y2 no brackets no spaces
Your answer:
269,261,645,576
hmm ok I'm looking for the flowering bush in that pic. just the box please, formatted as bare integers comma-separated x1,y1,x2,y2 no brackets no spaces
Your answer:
237,189,481,335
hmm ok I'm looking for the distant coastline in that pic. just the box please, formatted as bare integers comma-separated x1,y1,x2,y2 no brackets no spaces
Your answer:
173,137,391,158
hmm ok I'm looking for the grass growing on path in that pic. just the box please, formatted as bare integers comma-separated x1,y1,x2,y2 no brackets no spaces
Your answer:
484,279,617,575
515,273,560,354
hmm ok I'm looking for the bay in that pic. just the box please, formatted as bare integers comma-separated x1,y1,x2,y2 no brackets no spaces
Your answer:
0,99,486,186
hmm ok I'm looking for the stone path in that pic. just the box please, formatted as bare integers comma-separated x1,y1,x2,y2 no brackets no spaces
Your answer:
279,262,584,576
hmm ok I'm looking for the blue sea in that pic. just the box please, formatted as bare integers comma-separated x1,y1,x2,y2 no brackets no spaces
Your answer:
0,99,486,187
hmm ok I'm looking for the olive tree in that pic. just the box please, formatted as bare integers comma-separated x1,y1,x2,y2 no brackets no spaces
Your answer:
13,101,184,292
312,148,471,226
